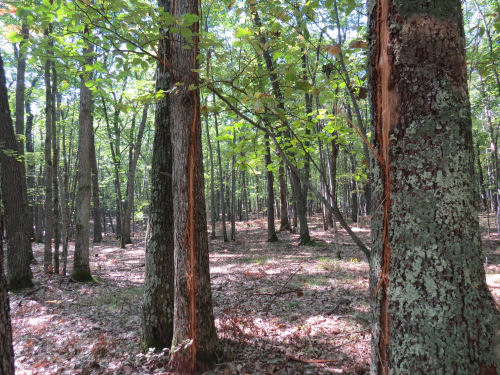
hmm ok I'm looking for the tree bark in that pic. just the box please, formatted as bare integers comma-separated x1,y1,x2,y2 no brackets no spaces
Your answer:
0,51,33,290
368,1,499,373
25,76,38,243
72,28,93,282
278,163,290,231
142,5,174,348
52,74,60,274
0,213,14,375
168,0,218,371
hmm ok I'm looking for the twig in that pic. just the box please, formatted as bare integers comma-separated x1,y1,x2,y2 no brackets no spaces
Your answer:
256,288,302,296
285,355,339,364
264,267,302,315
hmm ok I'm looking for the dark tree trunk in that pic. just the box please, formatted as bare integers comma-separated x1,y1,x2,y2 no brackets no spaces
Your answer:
0,52,33,290
72,29,93,282
368,0,499,373
142,6,174,346
168,0,218,371
213,93,227,242
0,213,14,375
265,133,278,242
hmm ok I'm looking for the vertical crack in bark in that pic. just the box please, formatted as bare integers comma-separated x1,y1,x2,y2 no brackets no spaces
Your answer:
374,0,397,373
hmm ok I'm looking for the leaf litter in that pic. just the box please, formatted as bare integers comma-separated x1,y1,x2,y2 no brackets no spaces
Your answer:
8,215,499,374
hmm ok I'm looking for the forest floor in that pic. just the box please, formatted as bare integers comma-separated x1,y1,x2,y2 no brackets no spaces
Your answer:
8,214,500,375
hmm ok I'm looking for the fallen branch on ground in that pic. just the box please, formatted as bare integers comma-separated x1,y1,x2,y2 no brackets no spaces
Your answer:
256,288,302,296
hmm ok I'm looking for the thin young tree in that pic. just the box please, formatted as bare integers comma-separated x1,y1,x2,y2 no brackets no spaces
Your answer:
368,0,499,372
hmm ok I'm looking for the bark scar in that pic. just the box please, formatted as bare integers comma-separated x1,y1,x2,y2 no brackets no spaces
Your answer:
374,0,398,373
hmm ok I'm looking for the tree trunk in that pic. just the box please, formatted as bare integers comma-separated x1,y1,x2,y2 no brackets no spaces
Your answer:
168,0,218,371
230,132,236,241
123,104,149,244
15,22,33,248
25,76,38,243
368,1,499,373
72,29,93,282
203,99,216,238
43,33,54,273
142,7,174,348
90,124,102,243
0,213,14,375
278,163,290,231
0,52,33,290
52,75,60,274
265,133,278,242
241,170,249,221
213,93,227,242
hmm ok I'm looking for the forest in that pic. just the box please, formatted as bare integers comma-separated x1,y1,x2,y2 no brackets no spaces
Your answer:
0,0,499,374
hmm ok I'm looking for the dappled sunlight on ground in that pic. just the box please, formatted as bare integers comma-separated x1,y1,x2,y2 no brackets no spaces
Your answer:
7,214,499,374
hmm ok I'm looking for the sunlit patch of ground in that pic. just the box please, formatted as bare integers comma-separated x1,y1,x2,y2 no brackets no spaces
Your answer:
8,213,498,374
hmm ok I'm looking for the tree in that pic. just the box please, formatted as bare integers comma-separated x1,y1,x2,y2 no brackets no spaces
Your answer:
0,51,33,290
142,0,174,349
0,212,15,375
367,0,499,373
168,0,218,370
72,26,94,282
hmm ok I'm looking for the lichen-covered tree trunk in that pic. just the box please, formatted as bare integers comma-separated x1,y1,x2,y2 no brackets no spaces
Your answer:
230,132,236,241
168,0,218,371
142,1,174,348
0,214,14,375
72,31,93,282
0,52,33,290
368,1,499,373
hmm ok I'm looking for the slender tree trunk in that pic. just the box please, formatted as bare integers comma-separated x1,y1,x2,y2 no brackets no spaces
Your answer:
72,28,93,282
43,31,54,273
142,4,174,347
203,99,216,238
90,124,102,243
0,52,33,290
278,163,290,231
168,0,218,371
0,212,14,375
25,76,38,244
52,74,60,274
265,133,278,242
368,1,499,373
230,132,236,241
123,104,149,244
213,93,227,242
